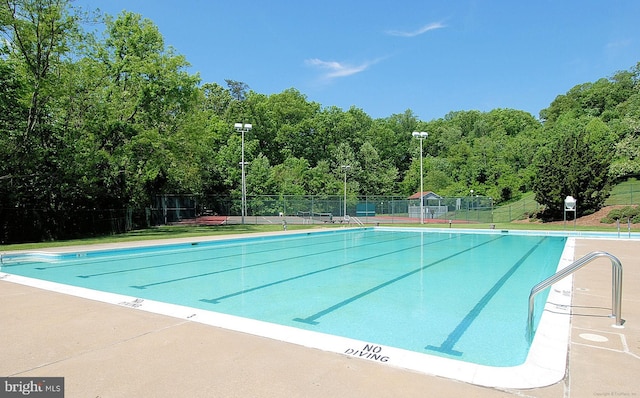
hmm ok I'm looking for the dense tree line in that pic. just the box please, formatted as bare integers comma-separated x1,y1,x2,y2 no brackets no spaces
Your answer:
534,67,640,219
1,0,639,241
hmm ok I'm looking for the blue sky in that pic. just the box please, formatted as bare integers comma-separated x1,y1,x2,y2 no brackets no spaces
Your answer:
75,1,640,121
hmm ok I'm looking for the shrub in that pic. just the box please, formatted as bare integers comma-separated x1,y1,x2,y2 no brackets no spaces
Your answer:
601,206,640,223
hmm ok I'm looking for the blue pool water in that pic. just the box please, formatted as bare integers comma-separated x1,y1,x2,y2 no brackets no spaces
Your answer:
1,228,565,367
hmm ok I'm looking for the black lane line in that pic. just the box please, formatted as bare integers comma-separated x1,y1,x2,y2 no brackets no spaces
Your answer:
31,231,363,271
72,233,360,273
131,233,426,289
199,236,459,304
425,236,547,356
76,231,410,279
292,235,506,325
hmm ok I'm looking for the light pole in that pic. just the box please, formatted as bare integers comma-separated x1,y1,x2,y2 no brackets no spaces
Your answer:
234,123,252,224
342,165,351,221
490,197,494,225
412,131,428,224
468,189,473,222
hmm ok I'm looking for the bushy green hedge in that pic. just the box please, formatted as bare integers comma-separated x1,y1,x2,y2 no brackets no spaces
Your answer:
601,206,640,224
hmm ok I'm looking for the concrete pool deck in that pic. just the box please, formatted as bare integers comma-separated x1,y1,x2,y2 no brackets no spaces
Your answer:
1,235,639,397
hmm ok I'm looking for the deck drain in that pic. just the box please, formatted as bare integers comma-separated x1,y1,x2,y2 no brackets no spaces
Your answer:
578,333,608,342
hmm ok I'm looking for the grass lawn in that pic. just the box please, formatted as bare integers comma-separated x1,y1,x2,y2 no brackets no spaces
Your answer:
1,219,628,252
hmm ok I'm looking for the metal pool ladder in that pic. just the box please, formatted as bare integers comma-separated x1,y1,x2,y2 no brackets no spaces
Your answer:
527,251,624,341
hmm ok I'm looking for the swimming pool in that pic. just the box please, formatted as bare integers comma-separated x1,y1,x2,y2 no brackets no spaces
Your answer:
0,228,572,387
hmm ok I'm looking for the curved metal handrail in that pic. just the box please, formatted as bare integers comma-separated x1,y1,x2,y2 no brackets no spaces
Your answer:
527,251,623,341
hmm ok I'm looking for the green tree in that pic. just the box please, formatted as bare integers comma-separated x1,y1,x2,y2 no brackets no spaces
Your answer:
214,124,259,198
246,154,272,196
356,141,398,195
367,109,418,173
541,65,640,124
225,79,249,101
532,117,613,219
0,58,28,215
610,133,640,178
250,88,320,165
306,160,341,195
269,155,309,195
0,0,87,240
201,82,233,118
1,0,79,135
331,142,360,200
91,11,200,205
312,106,369,164
0,59,26,134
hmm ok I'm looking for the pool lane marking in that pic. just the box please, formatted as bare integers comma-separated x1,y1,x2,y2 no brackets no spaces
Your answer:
76,236,341,278
425,236,547,356
292,235,506,325
71,232,369,272
74,231,416,279
199,235,459,304
21,230,371,271
130,233,427,289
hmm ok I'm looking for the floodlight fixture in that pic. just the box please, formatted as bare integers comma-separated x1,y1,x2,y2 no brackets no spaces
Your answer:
235,122,253,224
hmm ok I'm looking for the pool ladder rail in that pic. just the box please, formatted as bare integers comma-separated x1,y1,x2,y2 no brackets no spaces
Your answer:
341,215,365,227
527,251,624,341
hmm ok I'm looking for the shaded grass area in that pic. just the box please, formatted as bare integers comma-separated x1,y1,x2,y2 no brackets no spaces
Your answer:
0,224,336,252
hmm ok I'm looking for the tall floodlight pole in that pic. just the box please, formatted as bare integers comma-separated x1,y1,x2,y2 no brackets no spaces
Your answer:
234,123,252,224
412,131,428,224
342,165,351,221
469,189,474,222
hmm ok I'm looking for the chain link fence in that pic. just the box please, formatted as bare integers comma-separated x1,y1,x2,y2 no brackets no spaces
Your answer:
150,194,540,226
7,182,640,244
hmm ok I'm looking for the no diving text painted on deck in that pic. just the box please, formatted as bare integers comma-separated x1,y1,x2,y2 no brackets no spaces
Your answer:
344,344,390,363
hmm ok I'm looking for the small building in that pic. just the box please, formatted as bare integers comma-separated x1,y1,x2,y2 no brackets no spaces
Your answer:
408,191,448,219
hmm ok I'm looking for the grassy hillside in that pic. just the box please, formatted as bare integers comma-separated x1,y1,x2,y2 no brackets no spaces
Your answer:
605,178,640,206
492,192,540,223
490,178,640,223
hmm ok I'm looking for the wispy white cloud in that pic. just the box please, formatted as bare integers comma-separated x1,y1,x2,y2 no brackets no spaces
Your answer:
305,58,378,80
386,22,446,38
606,39,631,49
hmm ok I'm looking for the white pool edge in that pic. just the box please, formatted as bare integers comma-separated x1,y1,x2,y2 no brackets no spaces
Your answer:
0,237,574,389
